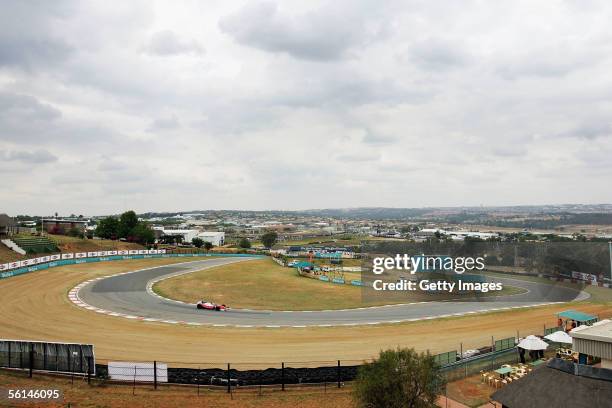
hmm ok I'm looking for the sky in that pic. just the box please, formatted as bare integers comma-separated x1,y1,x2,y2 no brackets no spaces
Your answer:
1,0,612,215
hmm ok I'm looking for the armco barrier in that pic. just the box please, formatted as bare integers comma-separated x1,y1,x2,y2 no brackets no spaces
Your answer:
0,252,263,280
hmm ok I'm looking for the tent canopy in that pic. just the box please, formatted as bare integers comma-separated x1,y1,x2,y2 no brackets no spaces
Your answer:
518,335,549,350
557,310,598,323
544,331,573,344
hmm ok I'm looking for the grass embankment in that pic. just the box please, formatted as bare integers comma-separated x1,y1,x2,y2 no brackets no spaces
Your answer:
0,369,353,408
0,235,144,263
153,258,526,311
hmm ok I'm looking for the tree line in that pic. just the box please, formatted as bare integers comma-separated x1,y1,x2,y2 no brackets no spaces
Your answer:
95,211,155,245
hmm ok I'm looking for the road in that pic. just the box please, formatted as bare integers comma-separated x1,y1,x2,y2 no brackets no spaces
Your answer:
76,257,589,327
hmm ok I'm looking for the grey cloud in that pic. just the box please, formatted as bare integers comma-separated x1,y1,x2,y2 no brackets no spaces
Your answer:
362,130,396,145
0,92,62,141
0,1,74,69
1,149,58,164
143,30,204,56
409,38,468,71
147,116,180,132
558,122,612,140
219,1,380,61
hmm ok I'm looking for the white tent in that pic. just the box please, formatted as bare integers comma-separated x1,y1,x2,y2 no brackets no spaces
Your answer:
517,335,549,350
544,330,573,344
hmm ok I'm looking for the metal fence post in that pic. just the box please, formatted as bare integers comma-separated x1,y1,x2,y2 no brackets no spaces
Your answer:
7,342,10,368
29,344,33,378
227,363,231,394
337,360,341,388
281,362,285,391
153,361,157,390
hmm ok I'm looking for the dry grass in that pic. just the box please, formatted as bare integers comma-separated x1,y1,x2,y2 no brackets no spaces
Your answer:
0,258,609,365
153,258,372,310
0,369,354,408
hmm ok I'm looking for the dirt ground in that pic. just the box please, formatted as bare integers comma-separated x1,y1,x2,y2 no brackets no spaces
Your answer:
0,258,609,365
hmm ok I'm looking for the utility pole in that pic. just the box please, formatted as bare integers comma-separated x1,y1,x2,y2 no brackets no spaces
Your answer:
609,241,612,283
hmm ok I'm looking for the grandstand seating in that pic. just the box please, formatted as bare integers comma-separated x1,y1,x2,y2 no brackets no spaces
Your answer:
11,236,59,254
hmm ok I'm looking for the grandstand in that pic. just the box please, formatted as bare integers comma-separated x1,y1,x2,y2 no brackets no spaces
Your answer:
11,236,59,254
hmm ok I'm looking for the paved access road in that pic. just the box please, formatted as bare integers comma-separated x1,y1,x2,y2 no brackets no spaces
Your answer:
76,257,589,327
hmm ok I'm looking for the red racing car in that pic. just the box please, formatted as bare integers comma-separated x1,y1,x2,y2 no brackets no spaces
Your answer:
196,300,229,311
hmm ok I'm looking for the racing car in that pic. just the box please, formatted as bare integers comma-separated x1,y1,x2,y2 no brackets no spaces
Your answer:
196,300,229,311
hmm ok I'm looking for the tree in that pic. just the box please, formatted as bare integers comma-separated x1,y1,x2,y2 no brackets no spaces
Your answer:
260,231,278,249
96,216,119,239
238,237,251,249
192,237,204,248
67,227,84,238
118,211,139,239
353,348,445,408
130,223,155,245
203,241,213,251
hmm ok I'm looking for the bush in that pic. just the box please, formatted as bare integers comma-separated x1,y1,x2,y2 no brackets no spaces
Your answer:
238,237,251,249
353,348,445,408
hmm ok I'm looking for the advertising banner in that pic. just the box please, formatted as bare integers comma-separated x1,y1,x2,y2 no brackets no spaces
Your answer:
128,250,138,255
50,254,61,261
0,263,8,271
62,253,74,259
571,271,597,283
118,250,128,255
75,252,87,259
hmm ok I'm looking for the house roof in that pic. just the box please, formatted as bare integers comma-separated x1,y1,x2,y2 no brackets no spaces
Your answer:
571,319,612,343
492,361,612,408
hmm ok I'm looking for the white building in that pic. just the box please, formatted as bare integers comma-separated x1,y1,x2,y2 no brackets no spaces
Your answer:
571,319,612,369
197,231,225,246
159,229,199,243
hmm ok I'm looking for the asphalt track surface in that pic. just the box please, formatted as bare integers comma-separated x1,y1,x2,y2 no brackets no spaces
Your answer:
76,257,590,327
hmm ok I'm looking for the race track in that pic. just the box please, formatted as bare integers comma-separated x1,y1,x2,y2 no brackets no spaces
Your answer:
75,257,590,327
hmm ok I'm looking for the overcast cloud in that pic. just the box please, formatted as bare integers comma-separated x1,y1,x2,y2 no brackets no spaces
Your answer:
1,0,612,215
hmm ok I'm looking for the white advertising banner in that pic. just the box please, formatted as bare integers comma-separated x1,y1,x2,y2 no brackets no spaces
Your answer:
128,250,138,255
0,263,8,271
99,251,109,256
50,254,61,261
138,250,147,255
109,251,118,255
159,249,166,254
24,259,36,266
571,271,597,283
75,252,87,259
9,261,21,269
62,253,74,260
41,256,51,263
108,362,168,382
118,250,128,255
87,252,97,257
